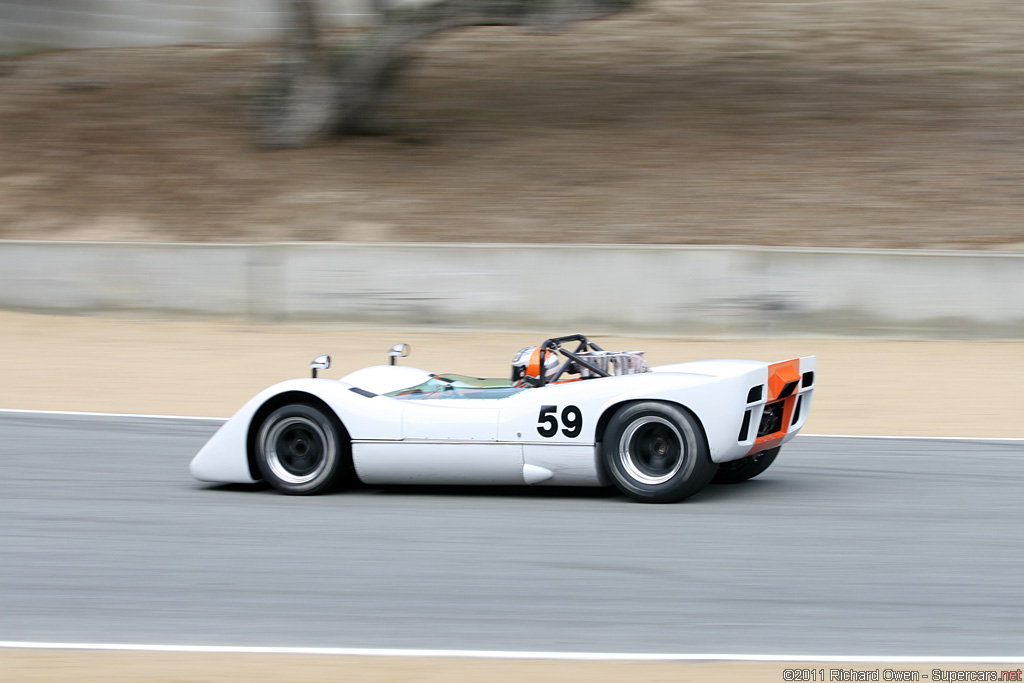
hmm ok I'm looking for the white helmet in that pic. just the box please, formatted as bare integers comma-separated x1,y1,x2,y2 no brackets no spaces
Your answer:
511,346,560,383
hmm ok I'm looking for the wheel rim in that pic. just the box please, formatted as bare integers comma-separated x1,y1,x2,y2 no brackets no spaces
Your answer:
263,415,333,485
618,416,686,485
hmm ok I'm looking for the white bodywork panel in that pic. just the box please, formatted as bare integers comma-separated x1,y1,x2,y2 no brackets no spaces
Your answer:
190,355,816,487
400,402,500,441
339,365,432,395
523,444,605,487
353,443,523,485
189,404,257,484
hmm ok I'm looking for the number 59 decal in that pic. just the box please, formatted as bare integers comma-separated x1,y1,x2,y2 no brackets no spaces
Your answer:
537,405,583,438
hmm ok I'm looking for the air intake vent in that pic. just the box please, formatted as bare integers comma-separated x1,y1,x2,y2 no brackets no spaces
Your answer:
802,371,814,388
778,379,799,400
747,385,763,403
791,396,803,425
738,409,752,441
758,401,785,437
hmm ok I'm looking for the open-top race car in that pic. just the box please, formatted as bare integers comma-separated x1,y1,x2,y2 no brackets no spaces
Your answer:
190,334,816,503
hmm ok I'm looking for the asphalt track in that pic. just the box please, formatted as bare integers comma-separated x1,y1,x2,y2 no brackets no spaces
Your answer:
1,412,1023,657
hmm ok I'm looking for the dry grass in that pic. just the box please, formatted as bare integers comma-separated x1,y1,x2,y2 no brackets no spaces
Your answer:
1,0,1022,248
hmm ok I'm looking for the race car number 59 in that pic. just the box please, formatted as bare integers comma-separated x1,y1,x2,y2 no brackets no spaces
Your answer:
537,405,582,438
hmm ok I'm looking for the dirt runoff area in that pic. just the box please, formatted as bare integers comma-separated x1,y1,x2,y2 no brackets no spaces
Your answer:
2,309,1022,681
2,309,1022,436
2,0,1024,249
5,651,1024,683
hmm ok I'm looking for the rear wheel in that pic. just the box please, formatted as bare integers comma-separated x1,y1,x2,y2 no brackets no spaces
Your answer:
712,447,780,484
601,402,717,503
255,403,349,495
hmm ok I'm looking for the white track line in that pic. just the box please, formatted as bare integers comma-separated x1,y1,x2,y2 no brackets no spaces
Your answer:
0,642,1022,663
1,408,1022,442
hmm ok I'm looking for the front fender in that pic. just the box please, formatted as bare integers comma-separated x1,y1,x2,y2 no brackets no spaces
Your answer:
189,377,404,484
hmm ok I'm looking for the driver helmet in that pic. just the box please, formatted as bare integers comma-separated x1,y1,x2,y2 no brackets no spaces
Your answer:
511,346,560,383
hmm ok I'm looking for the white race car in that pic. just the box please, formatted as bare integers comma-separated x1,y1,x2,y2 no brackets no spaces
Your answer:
190,334,815,503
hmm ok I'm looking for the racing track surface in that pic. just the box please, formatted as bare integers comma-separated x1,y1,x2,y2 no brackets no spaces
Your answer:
2,412,1023,656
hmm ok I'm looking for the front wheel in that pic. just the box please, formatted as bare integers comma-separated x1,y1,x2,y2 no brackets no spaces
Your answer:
601,402,717,503
712,447,780,485
255,403,349,495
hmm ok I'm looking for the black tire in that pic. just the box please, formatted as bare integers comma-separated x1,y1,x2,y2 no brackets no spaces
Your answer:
712,447,780,485
601,401,717,503
255,403,349,495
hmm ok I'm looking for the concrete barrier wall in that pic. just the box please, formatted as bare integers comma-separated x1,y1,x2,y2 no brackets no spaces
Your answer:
0,0,374,53
1,240,1022,338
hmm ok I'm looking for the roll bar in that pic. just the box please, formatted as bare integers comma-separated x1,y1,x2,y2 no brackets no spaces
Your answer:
534,334,610,387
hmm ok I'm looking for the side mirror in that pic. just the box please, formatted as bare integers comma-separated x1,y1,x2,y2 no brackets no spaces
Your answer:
310,354,330,378
388,343,410,365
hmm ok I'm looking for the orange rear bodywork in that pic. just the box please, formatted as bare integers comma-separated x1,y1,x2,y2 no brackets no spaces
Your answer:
746,359,802,456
